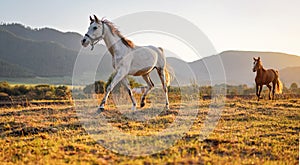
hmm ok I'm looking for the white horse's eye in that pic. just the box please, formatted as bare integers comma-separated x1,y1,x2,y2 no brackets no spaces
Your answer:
93,27,98,30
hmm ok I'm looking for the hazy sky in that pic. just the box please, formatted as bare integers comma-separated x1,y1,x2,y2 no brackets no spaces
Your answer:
1,0,300,61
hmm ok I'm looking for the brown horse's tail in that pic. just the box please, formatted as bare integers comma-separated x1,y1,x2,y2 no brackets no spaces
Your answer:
275,70,283,94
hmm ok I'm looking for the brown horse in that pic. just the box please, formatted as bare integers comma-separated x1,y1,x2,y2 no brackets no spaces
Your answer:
252,57,282,101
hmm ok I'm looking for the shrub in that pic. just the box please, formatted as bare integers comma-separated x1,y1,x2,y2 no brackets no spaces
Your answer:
0,82,71,100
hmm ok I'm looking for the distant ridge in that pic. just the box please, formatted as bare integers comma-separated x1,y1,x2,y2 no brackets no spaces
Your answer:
0,23,82,51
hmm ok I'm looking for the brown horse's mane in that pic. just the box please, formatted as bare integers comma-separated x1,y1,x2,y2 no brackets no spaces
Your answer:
101,19,135,48
257,60,266,71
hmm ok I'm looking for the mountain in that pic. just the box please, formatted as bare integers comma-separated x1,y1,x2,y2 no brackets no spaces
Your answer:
0,24,106,78
0,59,35,77
189,51,300,86
1,23,300,86
0,23,82,51
280,67,300,87
94,51,300,87
0,29,77,76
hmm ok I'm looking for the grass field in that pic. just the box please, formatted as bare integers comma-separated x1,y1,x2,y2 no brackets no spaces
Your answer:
0,97,299,164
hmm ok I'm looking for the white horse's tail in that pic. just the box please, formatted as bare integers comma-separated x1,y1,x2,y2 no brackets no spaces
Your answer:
158,47,174,86
165,64,173,86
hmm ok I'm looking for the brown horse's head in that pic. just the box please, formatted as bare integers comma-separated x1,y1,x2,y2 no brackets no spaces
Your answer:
252,57,262,72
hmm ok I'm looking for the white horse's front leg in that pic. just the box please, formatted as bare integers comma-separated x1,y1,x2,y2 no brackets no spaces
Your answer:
98,70,127,112
98,91,110,112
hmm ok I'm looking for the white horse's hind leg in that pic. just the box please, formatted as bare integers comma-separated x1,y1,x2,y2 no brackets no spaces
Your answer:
140,74,154,108
157,68,169,110
121,78,136,110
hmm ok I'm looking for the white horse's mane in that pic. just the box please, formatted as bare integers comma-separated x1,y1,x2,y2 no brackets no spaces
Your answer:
100,19,135,48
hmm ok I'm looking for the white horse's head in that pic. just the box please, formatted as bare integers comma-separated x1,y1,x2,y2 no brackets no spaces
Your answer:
81,15,105,49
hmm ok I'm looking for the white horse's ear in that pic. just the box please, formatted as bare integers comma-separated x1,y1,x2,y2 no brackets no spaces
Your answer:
90,16,94,22
94,15,100,23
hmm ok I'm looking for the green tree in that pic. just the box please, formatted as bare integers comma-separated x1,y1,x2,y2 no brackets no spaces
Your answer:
105,73,142,91
290,82,298,90
0,81,12,95
83,84,94,94
33,84,54,100
128,76,142,88
17,85,29,95
55,86,71,99
83,81,106,94
94,80,106,94
290,82,299,94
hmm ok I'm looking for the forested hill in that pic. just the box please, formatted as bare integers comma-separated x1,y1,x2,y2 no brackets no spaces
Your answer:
1,23,300,87
0,29,77,77
0,59,34,77
0,23,82,51
0,23,105,77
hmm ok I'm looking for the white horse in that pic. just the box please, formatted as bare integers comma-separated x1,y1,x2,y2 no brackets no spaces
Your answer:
81,15,172,112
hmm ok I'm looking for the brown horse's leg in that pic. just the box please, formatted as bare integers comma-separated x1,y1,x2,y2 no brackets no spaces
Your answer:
256,84,259,101
256,84,261,101
258,85,263,101
267,84,272,100
272,82,276,100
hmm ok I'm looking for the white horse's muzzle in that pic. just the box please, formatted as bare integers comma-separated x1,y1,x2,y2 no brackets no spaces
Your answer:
81,37,90,47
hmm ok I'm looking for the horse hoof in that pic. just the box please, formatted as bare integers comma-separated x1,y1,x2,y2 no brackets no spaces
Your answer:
97,107,104,113
140,102,145,108
165,105,170,110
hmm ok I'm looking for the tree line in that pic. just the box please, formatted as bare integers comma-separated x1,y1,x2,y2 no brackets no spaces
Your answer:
83,74,300,97
1,79,299,101
198,83,300,96
0,81,71,100
83,73,142,95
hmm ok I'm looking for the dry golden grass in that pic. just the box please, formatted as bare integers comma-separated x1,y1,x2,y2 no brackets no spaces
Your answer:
0,97,299,164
